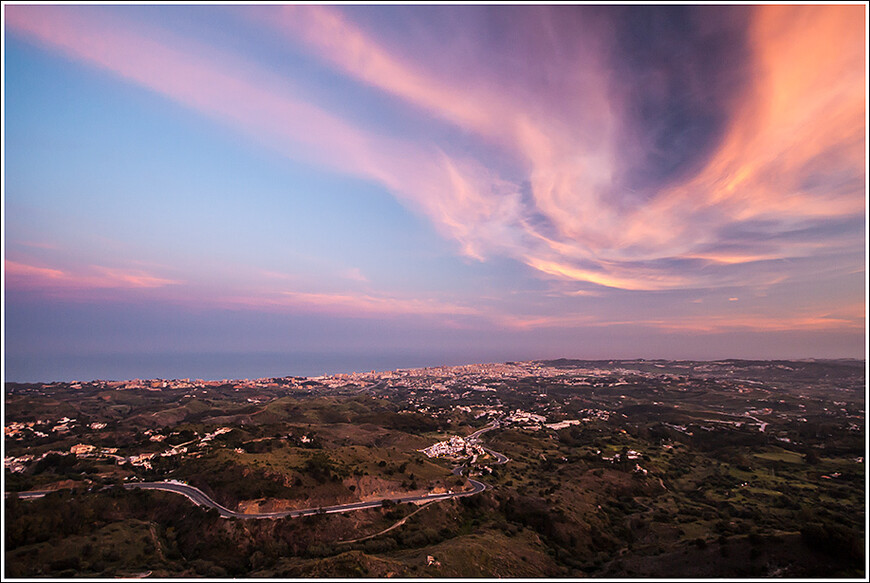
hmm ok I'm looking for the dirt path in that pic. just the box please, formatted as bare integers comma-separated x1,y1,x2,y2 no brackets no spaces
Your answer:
148,524,166,562
336,501,436,545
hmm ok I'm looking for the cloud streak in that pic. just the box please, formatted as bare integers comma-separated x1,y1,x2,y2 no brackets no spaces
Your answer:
5,260,179,290
497,308,864,334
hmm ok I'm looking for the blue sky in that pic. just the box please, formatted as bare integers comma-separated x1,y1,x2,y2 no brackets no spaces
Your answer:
3,4,866,381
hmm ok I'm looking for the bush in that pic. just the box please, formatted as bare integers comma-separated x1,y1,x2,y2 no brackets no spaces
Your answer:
801,522,864,561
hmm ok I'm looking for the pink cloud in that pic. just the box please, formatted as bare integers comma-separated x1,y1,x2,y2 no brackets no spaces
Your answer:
522,256,695,292
4,5,395,184
8,5,864,297
496,308,864,334
257,5,864,294
4,5,532,266
4,260,179,290
5,261,67,281
539,5,863,290
258,5,499,138
342,268,369,283
643,312,865,334
251,5,620,260
213,289,481,320
4,255,479,324
279,291,479,318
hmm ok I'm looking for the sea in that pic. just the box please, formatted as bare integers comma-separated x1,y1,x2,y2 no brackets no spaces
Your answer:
3,350,495,383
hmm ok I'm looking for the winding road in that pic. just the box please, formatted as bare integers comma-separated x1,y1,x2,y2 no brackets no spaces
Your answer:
468,419,511,464
123,478,487,519
121,421,510,519
15,420,509,521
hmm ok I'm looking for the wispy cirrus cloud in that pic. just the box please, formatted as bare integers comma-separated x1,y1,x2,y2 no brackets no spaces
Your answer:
5,257,860,337
341,268,369,283
254,5,501,138
4,5,377,178
497,308,864,333
4,4,530,265
254,5,618,264
5,256,475,322
7,4,864,299
277,290,479,318
212,289,481,321
4,261,67,282
251,5,864,292
5,260,179,290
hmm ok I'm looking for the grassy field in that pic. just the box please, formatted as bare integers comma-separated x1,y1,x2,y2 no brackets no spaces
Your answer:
5,518,161,577
753,448,804,464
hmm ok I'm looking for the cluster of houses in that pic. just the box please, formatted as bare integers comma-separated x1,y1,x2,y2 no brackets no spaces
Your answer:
5,421,46,439
505,409,546,426
545,419,581,431
4,454,35,474
420,436,485,460
577,408,611,422
5,426,235,474
502,408,612,432
5,417,83,440
598,448,649,475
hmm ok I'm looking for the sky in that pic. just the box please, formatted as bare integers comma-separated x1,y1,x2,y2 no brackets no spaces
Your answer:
2,4,867,382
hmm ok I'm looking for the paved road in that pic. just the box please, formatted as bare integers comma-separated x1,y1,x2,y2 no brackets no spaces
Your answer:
119,421,512,519
15,421,509,520
468,419,511,464
123,477,487,520
7,490,53,500
482,447,510,464
467,420,500,442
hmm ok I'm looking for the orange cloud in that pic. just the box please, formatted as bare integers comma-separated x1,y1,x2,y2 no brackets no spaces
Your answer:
636,4,866,252
523,256,690,291
532,5,864,290
261,5,864,293
642,313,865,334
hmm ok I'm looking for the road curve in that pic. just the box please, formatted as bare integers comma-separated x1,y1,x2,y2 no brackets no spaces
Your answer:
468,419,511,465
124,478,487,520
15,423,510,520
483,447,510,464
